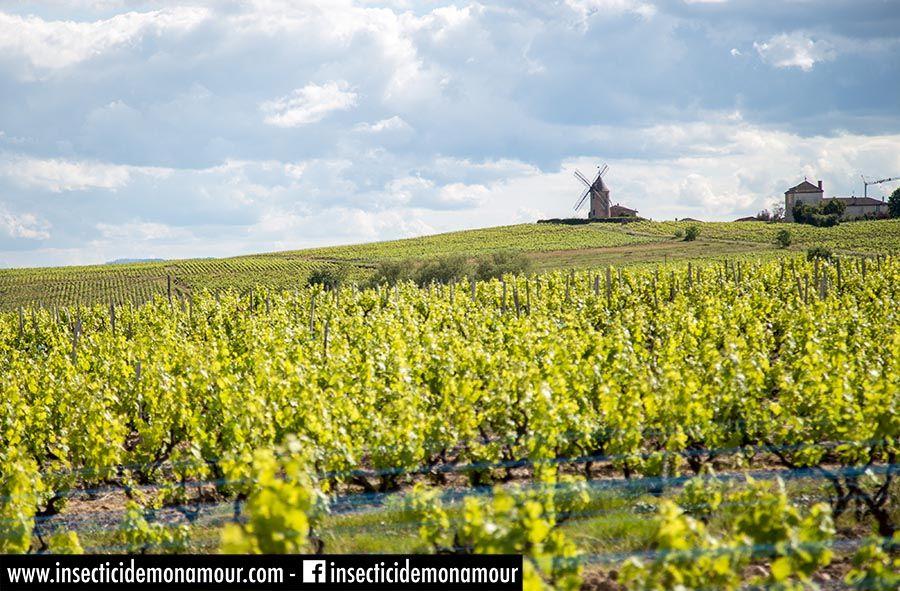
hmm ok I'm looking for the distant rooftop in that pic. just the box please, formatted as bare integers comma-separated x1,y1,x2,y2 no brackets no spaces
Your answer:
823,196,887,206
786,180,822,194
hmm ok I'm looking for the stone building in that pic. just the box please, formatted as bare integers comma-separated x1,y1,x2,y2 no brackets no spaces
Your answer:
610,204,638,217
784,180,824,222
785,180,889,221
588,175,611,219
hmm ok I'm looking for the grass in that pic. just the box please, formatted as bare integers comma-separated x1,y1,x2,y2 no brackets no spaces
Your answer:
1,219,897,309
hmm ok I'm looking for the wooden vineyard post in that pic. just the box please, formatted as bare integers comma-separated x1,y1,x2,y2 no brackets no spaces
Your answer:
564,274,570,302
501,280,507,314
167,274,173,305
309,293,316,334
669,271,676,302
525,279,531,314
323,318,330,360
593,274,600,297
109,301,116,335
71,318,81,363
687,262,693,289
836,258,842,293
605,267,612,307
18,307,24,337
512,283,520,318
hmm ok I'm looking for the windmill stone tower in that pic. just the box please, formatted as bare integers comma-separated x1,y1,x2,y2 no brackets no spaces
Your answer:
573,164,612,219
588,174,611,219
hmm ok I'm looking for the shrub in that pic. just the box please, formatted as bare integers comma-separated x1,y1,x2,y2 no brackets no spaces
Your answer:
369,259,414,286
673,228,684,239
307,266,345,290
793,202,841,226
413,255,471,286
822,199,846,217
776,229,792,248
474,251,532,281
889,187,900,218
806,246,833,261
683,225,701,241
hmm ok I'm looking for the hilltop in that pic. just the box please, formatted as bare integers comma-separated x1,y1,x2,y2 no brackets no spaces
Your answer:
0,219,897,309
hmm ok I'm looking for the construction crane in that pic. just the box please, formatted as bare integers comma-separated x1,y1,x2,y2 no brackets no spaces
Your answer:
861,175,899,199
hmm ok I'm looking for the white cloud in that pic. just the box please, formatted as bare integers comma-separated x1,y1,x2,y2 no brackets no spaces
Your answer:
353,116,412,134
0,154,170,192
434,182,490,208
0,205,50,240
381,176,489,210
261,81,358,127
565,0,657,20
0,8,208,72
96,221,191,241
754,32,836,71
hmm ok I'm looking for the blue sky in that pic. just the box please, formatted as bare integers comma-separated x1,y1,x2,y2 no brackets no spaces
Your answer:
1,0,898,267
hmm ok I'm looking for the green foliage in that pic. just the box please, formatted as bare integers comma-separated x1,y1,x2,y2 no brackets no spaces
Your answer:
0,257,897,566
116,501,190,554
2,219,900,308
844,535,900,590
619,501,744,590
776,229,792,248
806,246,833,261
407,472,587,591
220,441,327,554
683,225,700,241
676,471,725,523
822,199,846,217
48,531,84,554
474,250,533,280
413,255,471,286
369,259,415,286
621,479,835,591
0,448,45,553
889,187,900,218
793,202,841,227
307,266,346,290
629,219,900,254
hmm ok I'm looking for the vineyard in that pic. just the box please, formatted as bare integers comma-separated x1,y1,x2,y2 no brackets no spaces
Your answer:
1,254,898,589
628,219,900,254
2,219,899,310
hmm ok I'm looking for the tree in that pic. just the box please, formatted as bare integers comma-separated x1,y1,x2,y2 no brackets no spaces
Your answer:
822,199,846,217
889,187,900,218
474,251,532,280
684,225,700,241
307,266,345,290
771,203,786,222
776,229,792,249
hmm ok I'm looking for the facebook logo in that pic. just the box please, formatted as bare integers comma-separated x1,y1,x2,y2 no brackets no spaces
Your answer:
302,560,327,583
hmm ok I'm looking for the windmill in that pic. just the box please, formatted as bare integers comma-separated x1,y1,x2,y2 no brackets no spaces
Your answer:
573,164,611,219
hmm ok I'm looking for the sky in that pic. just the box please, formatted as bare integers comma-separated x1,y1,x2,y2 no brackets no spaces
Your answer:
1,0,899,267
